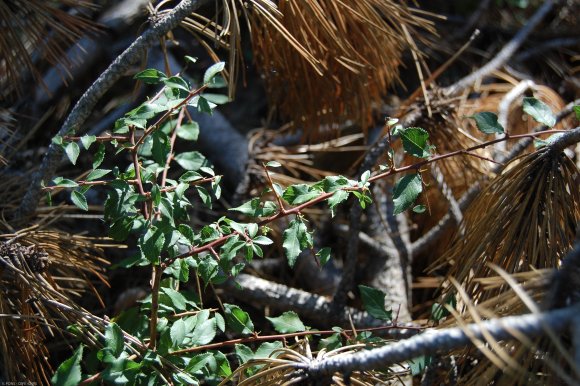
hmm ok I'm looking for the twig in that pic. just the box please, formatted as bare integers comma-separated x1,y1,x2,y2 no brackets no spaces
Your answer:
15,0,207,223
302,304,580,379
443,0,554,96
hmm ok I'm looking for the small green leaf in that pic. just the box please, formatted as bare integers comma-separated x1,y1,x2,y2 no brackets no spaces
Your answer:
196,186,212,209
170,318,186,347
64,142,80,165
266,161,282,168
392,174,422,215
71,191,88,211
316,247,332,266
573,106,580,120
412,204,426,213
162,287,187,311
134,69,167,84
229,198,263,217
203,62,226,85
202,93,230,105
358,285,392,321
176,121,200,141
93,143,106,169
185,56,198,64
104,322,125,357
53,177,78,188
283,184,320,205
86,169,111,181
523,97,556,127
52,345,83,386
52,135,63,145
409,356,432,376
282,218,311,267
140,227,165,263
163,76,190,92
327,190,349,217
266,311,306,333
398,127,433,157
469,112,505,134
190,318,217,346
224,304,254,335
252,235,273,245
174,151,207,171
81,135,96,150
197,96,213,114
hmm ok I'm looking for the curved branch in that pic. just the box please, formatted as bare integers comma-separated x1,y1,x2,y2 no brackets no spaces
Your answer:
15,0,207,223
303,304,580,379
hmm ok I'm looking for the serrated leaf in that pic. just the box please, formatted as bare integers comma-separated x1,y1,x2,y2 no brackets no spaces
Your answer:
191,318,217,346
203,62,226,85
523,97,556,127
81,135,96,150
170,318,186,347
52,345,83,386
134,69,166,84
316,247,332,266
358,285,392,321
64,142,80,165
175,151,207,171
283,184,320,205
176,121,199,141
229,198,263,217
86,169,111,181
105,322,124,357
140,227,165,263
328,190,349,217
282,218,310,267
93,143,105,169
71,191,88,211
266,311,306,333
392,174,422,215
224,304,254,335
162,287,187,311
398,127,433,157
469,112,505,134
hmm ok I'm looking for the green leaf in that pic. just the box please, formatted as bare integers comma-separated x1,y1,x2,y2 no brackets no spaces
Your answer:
224,304,254,335
230,198,263,217
64,142,80,165
398,127,433,157
170,318,186,347
266,311,306,333
163,76,190,92
469,112,505,134
175,151,207,171
203,62,226,85
140,227,165,263
409,356,432,376
392,174,422,215
252,235,273,245
358,285,392,321
234,344,254,365
202,93,230,105
86,169,111,181
413,204,426,213
196,186,212,209
197,96,213,114
316,247,332,266
162,287,187,311
152,131,170,165
52,345,83,386
283,184,320,205
573,105,580,120
266,161,281,168
327,190,349,217
134,69,166,84
282,218,311,267
81,135,96,150
71,191,88,211
104,322,125,357
93,143,105,169
176,121,200,141
185,56,198,64
53,177,78,188
523,97,556,127
190,318,217,346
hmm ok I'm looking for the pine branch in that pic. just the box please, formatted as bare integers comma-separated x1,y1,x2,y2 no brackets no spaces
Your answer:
302,304,580,379
15,0,208,223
